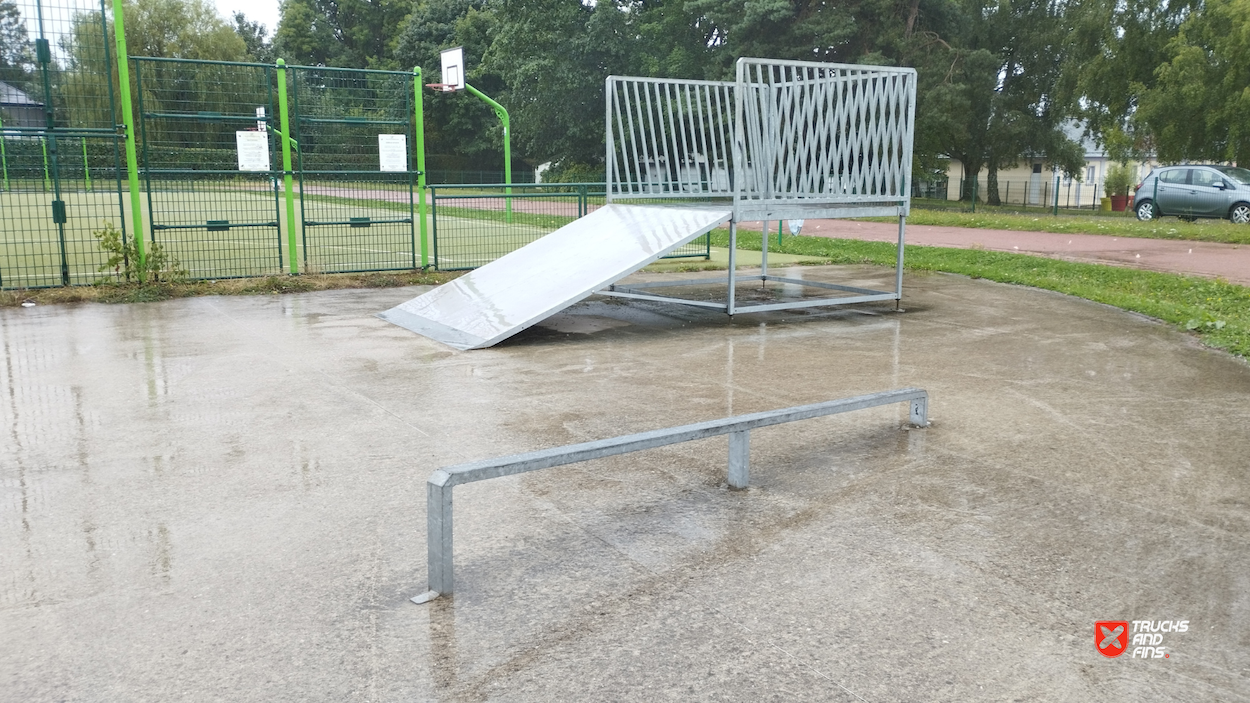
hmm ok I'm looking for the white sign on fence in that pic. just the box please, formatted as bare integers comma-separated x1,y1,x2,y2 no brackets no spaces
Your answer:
235,131,270,172
378,134,408,172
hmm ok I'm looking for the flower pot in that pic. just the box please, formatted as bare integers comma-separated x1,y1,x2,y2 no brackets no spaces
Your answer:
1100,197,1111,211
1110,195,1129,212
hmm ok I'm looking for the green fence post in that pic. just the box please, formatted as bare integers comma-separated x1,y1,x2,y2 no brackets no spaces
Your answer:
971,177,977,213
0,114,7,190
82,137,91,191
414,66,429,269
1053,175,1060,216
276,59,298,275
465,83,511,223
111,0,145,275
41,137,50,191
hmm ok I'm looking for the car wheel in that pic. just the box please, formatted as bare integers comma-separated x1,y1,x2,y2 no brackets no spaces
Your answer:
1231,203,1250,224
1135,200,1155,221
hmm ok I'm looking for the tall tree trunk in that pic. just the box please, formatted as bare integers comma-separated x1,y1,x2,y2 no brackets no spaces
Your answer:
961,164,981,201
905,0,921,39
987,162,1001,206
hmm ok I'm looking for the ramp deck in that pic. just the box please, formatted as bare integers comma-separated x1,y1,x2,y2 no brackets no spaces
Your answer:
379,204,731,350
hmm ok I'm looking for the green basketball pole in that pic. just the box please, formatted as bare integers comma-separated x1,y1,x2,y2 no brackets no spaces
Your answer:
465,83,511,223
414,66,428,269
276,59,298,274
111,0,146,275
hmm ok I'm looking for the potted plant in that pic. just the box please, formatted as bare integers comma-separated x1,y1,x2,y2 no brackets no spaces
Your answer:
1104,163,1135,212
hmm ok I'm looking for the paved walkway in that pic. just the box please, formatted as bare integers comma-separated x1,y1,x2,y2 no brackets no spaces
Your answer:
777,219,1250,286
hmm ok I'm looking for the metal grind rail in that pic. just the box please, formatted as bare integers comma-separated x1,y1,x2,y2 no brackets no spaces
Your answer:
412,388,929,603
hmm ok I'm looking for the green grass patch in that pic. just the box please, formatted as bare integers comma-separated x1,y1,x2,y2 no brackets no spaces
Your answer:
873,208,1250,245
712,230,1250,359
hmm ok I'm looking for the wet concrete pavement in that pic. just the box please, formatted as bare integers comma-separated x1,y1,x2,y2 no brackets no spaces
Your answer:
2,266,1249,701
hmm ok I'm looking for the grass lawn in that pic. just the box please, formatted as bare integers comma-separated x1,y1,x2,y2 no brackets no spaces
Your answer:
885,208,1250,245
712,229,1250,360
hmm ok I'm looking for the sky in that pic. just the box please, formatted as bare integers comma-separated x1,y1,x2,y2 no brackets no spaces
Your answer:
213,0,281,37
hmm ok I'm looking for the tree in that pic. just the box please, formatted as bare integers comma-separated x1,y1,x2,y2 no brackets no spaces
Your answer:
1134,0,1250,165
274,0,410,68
483,0,636,166
1059,0,1201,160
122,0,249,60
914,0,1083,202
233,11,274,63
0,0,34,92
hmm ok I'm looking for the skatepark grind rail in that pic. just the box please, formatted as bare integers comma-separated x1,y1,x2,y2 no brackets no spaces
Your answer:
411,388,929,603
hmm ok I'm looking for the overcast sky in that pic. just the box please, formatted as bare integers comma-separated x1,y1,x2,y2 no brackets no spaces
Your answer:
214,0,281,37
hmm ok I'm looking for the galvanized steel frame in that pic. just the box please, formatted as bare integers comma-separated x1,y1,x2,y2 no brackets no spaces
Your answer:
412,388,929,602
603,57,917,315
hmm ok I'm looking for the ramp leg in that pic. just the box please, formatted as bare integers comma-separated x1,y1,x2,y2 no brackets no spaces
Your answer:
760,220,769,283
728,430,750,488
727,222,738,315
895,214,906,303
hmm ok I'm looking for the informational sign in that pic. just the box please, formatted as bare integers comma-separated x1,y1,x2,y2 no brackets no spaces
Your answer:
378,134,408,172
236,131,270,171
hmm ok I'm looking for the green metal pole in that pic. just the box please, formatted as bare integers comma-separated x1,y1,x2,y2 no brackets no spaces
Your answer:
82,137,91,191
414,66,428,269
276,59,298,274
41,137,50,191
111,0,145,275
1053,175,1060,216
465,83,511,223
0,114,7,190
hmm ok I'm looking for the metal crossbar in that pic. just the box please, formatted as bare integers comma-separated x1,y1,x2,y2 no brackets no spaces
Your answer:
412,388,929,602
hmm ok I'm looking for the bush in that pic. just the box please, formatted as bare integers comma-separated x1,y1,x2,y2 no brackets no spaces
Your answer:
541,161,604,185
1104,163,1137,196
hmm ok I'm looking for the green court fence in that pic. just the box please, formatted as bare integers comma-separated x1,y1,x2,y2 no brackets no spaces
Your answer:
134,57,285,279
429,183,711,271
1,0,130,288
289,65,418,274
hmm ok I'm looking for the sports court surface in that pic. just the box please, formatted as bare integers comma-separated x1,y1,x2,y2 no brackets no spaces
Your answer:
2,265,1247,701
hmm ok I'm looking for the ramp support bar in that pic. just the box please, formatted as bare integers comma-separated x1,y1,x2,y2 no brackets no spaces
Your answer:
412,388,929,603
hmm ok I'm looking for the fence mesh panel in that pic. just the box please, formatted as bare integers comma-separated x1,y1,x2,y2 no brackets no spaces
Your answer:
291,66,417,273
134,57,284,279
1,0,128,288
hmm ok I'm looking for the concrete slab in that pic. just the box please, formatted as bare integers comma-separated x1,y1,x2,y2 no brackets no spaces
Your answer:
1,266,1248,701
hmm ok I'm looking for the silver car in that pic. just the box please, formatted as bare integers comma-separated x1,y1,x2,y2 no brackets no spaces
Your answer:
1134,165,1250,224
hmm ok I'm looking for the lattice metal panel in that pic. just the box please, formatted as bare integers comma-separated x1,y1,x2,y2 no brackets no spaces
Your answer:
605,59,916,221
734,58,915,218
605,77,736,201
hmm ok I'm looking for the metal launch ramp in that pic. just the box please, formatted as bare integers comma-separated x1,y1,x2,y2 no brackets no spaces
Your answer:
378,204,731,350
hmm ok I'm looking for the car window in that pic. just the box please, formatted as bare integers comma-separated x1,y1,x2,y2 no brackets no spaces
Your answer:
1192,169,1222,187
1159,169,1189,185
1212,166,1250,185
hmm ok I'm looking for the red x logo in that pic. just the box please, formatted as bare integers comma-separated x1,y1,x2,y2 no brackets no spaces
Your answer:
1096,621,1129,658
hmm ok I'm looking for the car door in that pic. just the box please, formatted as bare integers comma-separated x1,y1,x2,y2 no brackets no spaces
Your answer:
1154,169,1190,216
1188,168,1230,217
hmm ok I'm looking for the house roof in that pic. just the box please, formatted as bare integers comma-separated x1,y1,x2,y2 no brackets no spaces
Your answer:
0,81,43,107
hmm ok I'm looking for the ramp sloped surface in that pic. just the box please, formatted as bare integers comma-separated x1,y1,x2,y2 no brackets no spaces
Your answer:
379,204,731,350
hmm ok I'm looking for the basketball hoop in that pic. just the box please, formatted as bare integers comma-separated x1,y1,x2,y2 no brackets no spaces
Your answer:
425,83,459,93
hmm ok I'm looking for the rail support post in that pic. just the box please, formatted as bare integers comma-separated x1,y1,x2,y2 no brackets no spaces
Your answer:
414,471,454,603
910,396,928,426
728,430,750,489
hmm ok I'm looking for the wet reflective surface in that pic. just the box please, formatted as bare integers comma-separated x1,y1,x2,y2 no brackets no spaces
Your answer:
2,266,1249,701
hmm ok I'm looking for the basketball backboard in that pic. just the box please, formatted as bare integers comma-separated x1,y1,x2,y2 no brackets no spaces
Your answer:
438,47,465,92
